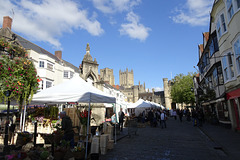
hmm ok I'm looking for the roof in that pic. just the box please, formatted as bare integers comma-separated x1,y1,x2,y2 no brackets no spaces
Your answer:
0,27,79,72
198,44,204,53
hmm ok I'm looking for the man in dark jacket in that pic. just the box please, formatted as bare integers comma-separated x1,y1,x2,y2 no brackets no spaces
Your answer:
60,111,74,148
118,108,125,132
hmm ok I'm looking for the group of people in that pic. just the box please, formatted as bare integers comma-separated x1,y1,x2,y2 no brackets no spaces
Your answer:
170,108,205,127
111,108,125,132
0,114,16,145
140,109,167,129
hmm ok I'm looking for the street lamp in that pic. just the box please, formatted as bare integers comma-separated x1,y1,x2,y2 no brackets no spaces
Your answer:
4,90,11,148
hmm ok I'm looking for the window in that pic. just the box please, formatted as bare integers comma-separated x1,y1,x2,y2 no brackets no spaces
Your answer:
237,0,240,8
222,52,235,81
218,65,224,84
213,68,218,87
70,71,74,78
227,0,234,19
222,56,229,80
227,53,234,78
39,61,44,68
46,81,52,88
220,14,227,32
64,71,69,78
47,63,53,71
210,36,219,57
234,38,240,74
216,13,227,38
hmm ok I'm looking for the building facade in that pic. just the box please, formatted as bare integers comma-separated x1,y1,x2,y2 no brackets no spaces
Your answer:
119,68,134,88
100,68,115,86
194,0,240,131
0,16,80,90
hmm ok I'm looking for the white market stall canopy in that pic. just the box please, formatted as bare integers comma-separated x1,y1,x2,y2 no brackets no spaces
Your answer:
31,75,116,104
128,99,152,109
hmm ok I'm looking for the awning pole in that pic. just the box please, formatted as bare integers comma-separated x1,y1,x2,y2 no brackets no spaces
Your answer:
85,93,91,160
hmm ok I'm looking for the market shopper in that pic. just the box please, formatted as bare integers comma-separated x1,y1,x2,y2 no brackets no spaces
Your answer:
160,110,167,129
118,108,125,132
60,111,74,148
9,114,16,145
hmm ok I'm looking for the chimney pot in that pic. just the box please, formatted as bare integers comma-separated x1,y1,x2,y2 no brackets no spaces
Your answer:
55,50,62,60
3,16,12,30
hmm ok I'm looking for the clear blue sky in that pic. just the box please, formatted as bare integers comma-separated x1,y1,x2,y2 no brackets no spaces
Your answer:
0,0,213,91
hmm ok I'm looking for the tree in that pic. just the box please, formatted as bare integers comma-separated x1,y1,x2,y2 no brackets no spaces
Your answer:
0,38,41,106
170,73,196,105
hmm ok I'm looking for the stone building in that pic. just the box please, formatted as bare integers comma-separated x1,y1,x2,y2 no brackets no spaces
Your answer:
100,68,115,86
79,43,99,87
163,78,172,110
119,68,134,88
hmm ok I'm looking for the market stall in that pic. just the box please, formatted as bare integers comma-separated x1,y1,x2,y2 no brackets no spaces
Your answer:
31,75,116,159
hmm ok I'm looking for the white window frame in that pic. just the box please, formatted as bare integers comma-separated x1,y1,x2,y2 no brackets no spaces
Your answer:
64,70,69,78
222,51,235,82
216,12,227,39
47,62,54,71
70,71,74,78
39,60,45,68
46,80,53,88
233,36,240,75
226,0,234,20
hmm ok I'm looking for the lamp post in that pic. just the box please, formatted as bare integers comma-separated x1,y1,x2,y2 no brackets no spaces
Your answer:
4,90,11,147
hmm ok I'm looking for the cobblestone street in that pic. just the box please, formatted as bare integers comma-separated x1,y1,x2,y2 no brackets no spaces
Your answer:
100,117,239,160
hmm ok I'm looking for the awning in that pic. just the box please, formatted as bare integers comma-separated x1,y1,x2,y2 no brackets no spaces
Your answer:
226,88,240,100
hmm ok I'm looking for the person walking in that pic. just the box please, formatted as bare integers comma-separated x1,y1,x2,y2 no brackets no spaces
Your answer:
118,108,125,132
148,109,154,127
179,110,183,122
160,110,167,129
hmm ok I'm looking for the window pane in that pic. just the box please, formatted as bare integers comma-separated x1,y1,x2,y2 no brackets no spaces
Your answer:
221,14,226,32
222,56,227,68
237,0,240,8
39,61,44,68
47,63,53,71
64,71,68,78
46,81,52,88
236,57,240,73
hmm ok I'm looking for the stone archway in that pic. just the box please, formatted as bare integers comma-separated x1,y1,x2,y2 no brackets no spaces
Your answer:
85,70,98,86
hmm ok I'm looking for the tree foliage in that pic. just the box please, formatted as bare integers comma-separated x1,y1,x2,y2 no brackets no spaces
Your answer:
170,73,196,105
0,38,41,105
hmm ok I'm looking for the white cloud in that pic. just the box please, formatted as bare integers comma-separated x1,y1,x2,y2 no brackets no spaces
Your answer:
119,12,151,41
92,0,141,14
0,0,104,49
170,0,213,26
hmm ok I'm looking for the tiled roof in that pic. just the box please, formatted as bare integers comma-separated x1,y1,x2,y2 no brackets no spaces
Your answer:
203,32,209,42
198,44,204,53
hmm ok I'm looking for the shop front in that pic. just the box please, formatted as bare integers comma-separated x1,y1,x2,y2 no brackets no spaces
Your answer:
226,88,240,131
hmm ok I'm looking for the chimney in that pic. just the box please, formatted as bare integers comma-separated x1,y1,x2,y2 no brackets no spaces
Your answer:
3,16,12,30
55,50,62,60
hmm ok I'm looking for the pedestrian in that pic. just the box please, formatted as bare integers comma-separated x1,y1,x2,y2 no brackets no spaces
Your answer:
141,110,146,123
172,109,177,120
9,114,16,145
160,110,167,129
179,109,183,122
60,111,74,148
148,109,154,127
111,113,116,124
118,108,125,132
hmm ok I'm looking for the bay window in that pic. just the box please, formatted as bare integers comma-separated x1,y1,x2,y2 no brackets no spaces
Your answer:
216,13,227,39
222,52,235,81
234,38,240,74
